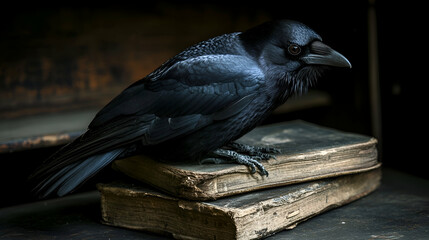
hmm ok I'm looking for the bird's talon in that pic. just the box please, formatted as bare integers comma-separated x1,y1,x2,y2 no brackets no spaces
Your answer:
260,170,269,177
208,148,269,176
249,165,256,174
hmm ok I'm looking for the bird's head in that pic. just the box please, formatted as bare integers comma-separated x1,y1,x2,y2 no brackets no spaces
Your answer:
240,20,351,95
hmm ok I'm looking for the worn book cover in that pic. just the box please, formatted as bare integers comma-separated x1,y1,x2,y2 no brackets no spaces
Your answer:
98,167,381,240
112,120,380,200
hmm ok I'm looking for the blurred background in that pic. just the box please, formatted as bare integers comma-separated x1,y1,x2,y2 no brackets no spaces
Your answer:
0,1,425,207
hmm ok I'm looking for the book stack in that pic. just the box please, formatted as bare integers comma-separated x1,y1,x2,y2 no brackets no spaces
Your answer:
97,120,381,239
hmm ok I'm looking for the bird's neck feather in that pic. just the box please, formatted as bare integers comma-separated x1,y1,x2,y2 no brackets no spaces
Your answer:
269,65,326,109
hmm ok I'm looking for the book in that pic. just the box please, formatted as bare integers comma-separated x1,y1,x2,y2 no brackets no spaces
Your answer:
112,120,380,200
98,167,381,240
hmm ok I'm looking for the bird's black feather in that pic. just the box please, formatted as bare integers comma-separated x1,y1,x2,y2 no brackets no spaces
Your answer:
29,20,350,198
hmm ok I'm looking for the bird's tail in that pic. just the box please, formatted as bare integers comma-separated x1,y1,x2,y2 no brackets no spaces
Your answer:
30,147,126,199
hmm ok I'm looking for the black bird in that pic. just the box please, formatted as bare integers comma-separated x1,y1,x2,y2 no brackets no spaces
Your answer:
30,20,351,198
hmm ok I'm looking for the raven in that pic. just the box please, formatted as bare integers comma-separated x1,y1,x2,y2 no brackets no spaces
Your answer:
30,20,351,198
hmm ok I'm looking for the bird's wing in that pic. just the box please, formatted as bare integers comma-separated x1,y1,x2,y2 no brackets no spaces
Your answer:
32,54,264,180
89,54,263,127
87,54,264,147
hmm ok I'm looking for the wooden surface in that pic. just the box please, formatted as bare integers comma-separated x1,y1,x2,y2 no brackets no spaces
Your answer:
113,120,380,200
98,169,381,240
0,109,95,153
0,168,428,239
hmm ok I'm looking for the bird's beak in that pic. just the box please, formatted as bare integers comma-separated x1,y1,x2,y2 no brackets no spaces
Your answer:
302,41,352,68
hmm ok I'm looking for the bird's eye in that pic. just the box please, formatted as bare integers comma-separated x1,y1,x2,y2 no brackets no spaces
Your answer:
287,44,301,56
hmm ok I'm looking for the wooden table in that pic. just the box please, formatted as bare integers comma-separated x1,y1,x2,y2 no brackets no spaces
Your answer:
1,168,428,239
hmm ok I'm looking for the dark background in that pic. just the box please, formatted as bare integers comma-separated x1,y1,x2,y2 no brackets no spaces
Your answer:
0,1,426,207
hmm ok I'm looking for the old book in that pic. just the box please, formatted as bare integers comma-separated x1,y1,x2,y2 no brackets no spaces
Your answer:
98,167,381,240
112,120,380,200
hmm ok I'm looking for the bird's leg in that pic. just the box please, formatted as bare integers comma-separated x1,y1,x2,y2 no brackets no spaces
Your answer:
201,149,269,176
225,142,281,160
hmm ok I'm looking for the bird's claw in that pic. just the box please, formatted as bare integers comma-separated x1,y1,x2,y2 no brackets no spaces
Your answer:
202,148,270,177
226,142,281,157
